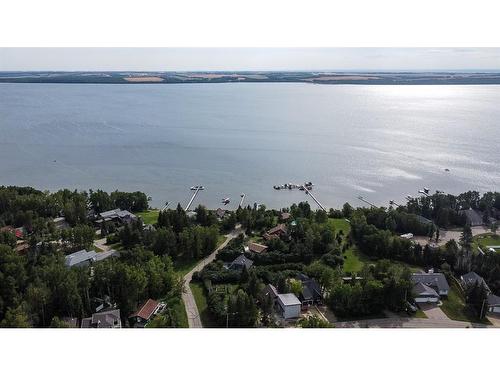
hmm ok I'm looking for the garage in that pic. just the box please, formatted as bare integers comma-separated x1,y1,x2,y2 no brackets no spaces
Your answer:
413,282,440,304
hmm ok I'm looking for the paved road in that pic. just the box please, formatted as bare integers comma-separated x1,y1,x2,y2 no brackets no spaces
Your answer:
182,226,243,328
335,316,489,328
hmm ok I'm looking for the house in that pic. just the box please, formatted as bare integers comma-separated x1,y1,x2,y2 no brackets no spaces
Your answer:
94,249,119,262
296,274,323,307
81,309,121,328
276,293,301,319
15,241,29,254
280,212,291,221
53,217,70,230
215,208,226,220
64,249,97,268
410,272,450,303
263,284,279,302
460,208,484,227
0,225,25,239
415,215,433,226
246,242,268,254
487,294,500,314
129,299,164,327
413,282,440,303
460,271,491,292
263,223,288,241
229,254,253,271
95,208,137,226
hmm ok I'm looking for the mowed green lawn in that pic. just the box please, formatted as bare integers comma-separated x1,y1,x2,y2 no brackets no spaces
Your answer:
137,210,160,225
190,282,218,327
474,233,500,252
343,247,369,274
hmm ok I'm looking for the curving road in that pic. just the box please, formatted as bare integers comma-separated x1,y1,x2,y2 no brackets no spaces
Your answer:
182,225,243,328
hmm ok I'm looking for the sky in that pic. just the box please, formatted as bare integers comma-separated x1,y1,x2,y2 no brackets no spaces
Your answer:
1,48,500,71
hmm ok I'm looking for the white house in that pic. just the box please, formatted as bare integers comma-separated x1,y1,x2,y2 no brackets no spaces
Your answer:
276,293,301,319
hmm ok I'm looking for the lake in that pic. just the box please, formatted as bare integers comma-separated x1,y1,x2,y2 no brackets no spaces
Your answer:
1,82,499,210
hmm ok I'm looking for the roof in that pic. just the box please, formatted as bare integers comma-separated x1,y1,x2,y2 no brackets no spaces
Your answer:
64,249,97,267
215,208,226,218
267,223,287,235
247,242,268,254
488,294,500,306
91,309,121,328
99,208,136,221
280,212,291,220
277,293,301,306
415,215,433,225
130,299,160,320
62,317,79,328
461,271,484,285
264,284,279,299
411,272,450,292
230,254,254,270
94,249,119,262
297,274,322,300
413,282,439,297
460,209,483,226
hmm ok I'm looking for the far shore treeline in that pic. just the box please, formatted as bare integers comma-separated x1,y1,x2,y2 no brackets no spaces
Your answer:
0,185,499,327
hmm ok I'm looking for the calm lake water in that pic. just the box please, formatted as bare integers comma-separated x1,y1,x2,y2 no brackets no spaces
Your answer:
1,83,499,209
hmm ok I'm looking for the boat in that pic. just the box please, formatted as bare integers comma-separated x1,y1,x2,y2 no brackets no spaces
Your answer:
221,197,230,205
406,195,413,201
444,168,450,172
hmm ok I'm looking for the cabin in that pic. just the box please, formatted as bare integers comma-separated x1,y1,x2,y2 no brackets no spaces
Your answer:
263,224,288,241
129,299,164,327
246,242,268,254
229,254,254,271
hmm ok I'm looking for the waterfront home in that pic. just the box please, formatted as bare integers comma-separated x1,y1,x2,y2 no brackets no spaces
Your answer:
459,208,484,227
95,208,137,226
460,271,491,292
263,223,288,241
215,208,226,219
229,254,254,271
64,249,97,268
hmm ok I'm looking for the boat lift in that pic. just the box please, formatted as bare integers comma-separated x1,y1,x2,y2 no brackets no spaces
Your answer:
357,195,377,208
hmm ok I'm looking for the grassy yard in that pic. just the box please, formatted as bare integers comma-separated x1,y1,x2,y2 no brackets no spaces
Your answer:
414,309,428,319
169,297,189,328
329,218,351,235
440,284,490,324
343,247,368,274
174,258,200,277
473,233,500,252
137,209,160,225
190,282,218,327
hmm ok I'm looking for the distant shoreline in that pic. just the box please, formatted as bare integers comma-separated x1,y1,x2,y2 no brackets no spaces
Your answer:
2,71,500,85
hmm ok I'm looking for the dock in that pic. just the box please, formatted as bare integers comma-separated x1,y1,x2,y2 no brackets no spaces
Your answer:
303,186,326,211
239,193,245,208
185,186,204,211
357,196,377,208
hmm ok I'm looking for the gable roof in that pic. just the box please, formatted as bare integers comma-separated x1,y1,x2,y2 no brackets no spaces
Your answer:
215,208,226,219
461,271,486,287
411,272,450,292
65,249,97,267
297,274,322,300
264,284,279,299
248,242,268,254
94,249,119,262
230,254,253,270
87,309,121,328
277,293,301,307
460,209,483,226
280,212,291,220
413,282,439,297
130,299,160,320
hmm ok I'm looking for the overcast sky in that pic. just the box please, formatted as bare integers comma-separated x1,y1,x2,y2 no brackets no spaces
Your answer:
1,48,500,71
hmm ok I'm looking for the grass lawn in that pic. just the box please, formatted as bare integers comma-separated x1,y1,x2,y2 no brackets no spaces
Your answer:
174,258,200,277
217,234,226,247
343,246,369,274
190,282,218,327
329,218,351,235
473,233,500,252
440,284,491,324
414,309,428,319
169,297,189,328
137,209,160,225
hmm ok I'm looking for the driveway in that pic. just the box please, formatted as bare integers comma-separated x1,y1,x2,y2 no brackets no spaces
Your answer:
419,303,450,321
182,225,243,328
414,226,492,247
93,237,111,252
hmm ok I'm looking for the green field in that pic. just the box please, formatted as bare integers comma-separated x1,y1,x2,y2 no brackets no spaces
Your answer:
343,247,369,274
473,233,500,252
190,282,218,327
329,218,351,235
137,210,160,225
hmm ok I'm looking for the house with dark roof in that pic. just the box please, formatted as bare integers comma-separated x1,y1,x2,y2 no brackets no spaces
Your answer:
81,309,121,328
129,299,164,327
229,254,253,271
263,223,288,241
95,208,137,226
487,294,500,314
296,274,323,308
460,209,484,227
246,242,268,254
411,272,450,303
460,271,491,292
